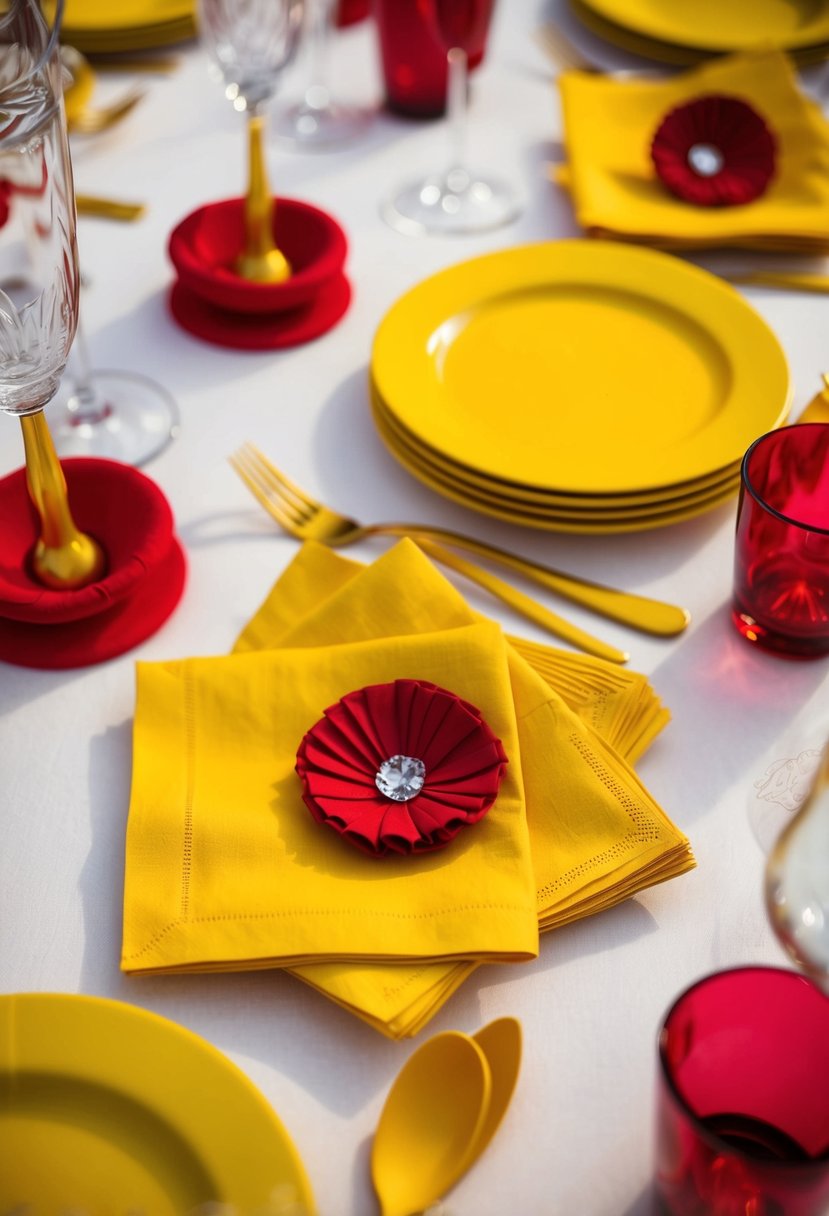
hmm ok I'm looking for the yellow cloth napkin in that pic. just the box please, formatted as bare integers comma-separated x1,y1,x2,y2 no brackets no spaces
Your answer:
122,540,694,1037
556,50,829,252
122,617,539,973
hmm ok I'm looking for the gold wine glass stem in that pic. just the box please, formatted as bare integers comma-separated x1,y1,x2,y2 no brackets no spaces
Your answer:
237,110,292,283
19,411,106,589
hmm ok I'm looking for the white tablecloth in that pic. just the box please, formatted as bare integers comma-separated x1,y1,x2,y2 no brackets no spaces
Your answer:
2,4,828,1213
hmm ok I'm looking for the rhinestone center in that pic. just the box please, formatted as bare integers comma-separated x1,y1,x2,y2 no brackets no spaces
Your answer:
687,142,725,177
375,755,426,802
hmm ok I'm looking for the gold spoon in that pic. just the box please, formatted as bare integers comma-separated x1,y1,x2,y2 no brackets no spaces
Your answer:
236,111,291,284
371,1030,491,1216
19,411,105,589
468,1017,522,1161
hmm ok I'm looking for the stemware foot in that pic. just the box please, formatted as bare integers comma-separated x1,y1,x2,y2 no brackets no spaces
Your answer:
382,166,522,236
47,370,180,467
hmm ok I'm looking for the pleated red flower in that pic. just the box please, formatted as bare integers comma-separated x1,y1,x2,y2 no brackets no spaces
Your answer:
296,679,508,858
650,94,777,207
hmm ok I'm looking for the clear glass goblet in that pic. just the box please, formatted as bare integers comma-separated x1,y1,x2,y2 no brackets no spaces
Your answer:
275,0,371,149
0,0,104,588
765,738,829,990
381,0,523,236
198,0,306,282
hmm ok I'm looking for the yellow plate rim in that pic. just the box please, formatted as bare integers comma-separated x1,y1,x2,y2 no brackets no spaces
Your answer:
371,240,791,496
0,992,315,1212
574,0,829,53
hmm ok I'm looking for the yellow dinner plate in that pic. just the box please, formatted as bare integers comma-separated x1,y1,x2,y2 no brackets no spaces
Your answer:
61,0,193,31
371,240,790,497
568,0,829,67
0,993,316,1216
372,380,743,506
373,397,741,519
374,408,740,532
575,0,829,54
372,397,740,531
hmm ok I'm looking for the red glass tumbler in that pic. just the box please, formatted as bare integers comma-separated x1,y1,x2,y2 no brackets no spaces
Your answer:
374,0,490,118
655,967,829,1216
732,422,829,657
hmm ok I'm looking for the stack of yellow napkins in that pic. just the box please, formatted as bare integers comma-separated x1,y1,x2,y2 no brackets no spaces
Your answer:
121,540,694,1037
556,49,829,253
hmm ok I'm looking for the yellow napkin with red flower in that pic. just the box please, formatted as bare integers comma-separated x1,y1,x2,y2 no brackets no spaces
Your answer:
122,540,693,1037
556,49,829,252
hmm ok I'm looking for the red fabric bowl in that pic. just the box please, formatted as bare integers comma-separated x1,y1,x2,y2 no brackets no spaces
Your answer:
0,457,176,624
167,197,348,315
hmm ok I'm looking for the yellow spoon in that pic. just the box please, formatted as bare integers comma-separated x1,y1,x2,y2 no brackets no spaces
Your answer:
371,1030,491,1216
799,374,829,424
469,1017,522,1161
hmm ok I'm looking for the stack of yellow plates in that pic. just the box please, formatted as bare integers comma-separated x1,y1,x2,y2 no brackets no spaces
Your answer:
568,0,829,67
370,241,791,534
59,0,196,53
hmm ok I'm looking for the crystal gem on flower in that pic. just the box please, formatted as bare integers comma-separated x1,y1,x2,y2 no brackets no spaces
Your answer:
295,679,508,858
376,754,426,802
650,94,777,208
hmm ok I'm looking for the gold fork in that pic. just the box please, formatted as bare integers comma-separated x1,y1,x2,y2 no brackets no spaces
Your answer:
67,89,145,135
229,443,690,639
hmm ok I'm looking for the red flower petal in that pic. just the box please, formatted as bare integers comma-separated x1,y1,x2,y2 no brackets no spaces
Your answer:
650,94,777,208
295,679,508,858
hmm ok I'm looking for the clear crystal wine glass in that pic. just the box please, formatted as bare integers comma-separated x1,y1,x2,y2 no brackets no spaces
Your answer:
46,297,180,467
381,0,522,236
0,0,104,588
274,0,371,149
765,738,829,989
198,0,305,282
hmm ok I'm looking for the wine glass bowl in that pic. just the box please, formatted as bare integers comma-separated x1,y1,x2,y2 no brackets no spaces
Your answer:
198,0,305,282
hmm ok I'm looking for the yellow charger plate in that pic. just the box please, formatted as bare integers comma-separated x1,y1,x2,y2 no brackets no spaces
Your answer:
372,380,743,507
0,993,316,1216
372,397,740,532
575,0,829,55
371,240,790,497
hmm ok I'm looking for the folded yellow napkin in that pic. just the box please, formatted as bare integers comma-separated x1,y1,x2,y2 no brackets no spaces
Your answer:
123,540,694,1037
557,50,829,252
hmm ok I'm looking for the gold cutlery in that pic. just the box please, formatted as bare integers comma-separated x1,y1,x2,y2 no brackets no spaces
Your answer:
799,374,829,423
729,270,829,294
76,194,146,221
230,442,690,642
61,46,145,135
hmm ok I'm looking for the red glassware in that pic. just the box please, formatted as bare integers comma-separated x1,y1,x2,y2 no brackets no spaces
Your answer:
431,0,495,53
374,0,491,118
656,967,829,1216
732,423,829,657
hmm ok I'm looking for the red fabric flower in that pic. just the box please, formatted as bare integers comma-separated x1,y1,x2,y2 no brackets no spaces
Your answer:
296,679,508,858
650,95,777,207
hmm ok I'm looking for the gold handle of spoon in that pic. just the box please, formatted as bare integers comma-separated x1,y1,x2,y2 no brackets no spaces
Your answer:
237,112,291,284
19,411,106,589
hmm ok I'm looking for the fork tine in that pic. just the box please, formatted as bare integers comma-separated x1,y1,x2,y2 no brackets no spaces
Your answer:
229,452,304,537
234,445,309,527
241,442,320,517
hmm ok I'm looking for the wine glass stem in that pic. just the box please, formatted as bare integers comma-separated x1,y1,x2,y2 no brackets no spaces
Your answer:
446,45,468,175
19,409,105,588
305,0,334,107
245,110,275,256
66,315,111,425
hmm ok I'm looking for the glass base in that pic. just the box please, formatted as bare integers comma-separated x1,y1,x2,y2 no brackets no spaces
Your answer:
381,166,523,236
274,90,372,149
46,370,180,467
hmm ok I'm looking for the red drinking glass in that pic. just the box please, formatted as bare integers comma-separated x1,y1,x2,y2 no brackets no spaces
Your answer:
655,967,829,1216
732,423,829,657
374,0,491,118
